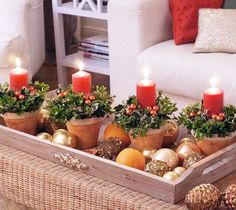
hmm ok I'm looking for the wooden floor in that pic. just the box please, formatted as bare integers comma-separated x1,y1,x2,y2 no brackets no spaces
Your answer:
33,64,110,92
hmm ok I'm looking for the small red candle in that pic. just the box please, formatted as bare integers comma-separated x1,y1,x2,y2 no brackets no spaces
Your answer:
203,79,224,115
72,64,91,94
10,58,28,90
136,69,156,108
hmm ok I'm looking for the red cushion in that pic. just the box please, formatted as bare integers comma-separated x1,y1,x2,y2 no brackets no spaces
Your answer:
170,0,224,45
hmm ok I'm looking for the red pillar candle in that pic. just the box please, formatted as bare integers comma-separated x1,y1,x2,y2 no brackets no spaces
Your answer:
72,70,91,94
136,79,156,108
10,58,28,90
203,84,224,115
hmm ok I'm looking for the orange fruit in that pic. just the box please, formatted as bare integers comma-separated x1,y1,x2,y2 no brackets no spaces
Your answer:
104,123,131,147
116,148,145,170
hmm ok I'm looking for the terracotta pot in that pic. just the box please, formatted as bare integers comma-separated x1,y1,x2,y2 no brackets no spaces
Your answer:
197,133,236,156
2,111,39,135
66,118,103,150
129,128,165,152
162,120,179,147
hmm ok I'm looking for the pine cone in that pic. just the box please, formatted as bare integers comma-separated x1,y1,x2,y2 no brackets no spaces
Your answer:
145,160,171,177
222,184,236,210
185,184,221,210
183,153,205,169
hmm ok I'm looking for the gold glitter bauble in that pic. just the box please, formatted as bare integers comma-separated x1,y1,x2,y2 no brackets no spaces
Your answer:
163,171,179,181
179,138,196,145
183,153,205,169
163,121,179,146
152,149,179,169
96,137,126,160
52,129,77,148
222,184,236,210
176,142,201,162
142,148,157,162
37,132,53,141
145,160,171,177
185,184,221,210
173,167,186,176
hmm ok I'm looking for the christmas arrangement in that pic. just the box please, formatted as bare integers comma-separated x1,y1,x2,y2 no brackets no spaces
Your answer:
114,92,177,151
0,81,49,134
47,85,114,149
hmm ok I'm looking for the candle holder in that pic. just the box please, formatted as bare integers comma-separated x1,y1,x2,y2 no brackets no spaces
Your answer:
114,92,178,152
0,82,49,135
178,102,236,155
47,85,114,150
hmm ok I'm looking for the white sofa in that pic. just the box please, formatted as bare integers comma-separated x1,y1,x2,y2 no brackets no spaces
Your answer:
108,0,236,110
0,0,45,83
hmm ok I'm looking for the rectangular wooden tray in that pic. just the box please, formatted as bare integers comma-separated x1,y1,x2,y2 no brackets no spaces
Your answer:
0,124,236,204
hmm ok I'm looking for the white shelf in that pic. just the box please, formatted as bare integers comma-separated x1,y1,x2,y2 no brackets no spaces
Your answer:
57,2,108,20
62,52,109,75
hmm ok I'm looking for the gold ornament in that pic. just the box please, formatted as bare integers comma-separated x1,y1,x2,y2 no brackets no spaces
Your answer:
183,153,205,169
163,171,179,181
142,148,157,162
179,137,196,145
222,184,236,210
37,132,53,141
176,142,201,162
37,108,50,131
173,167,186,176
52,129,77,148
185,184,221,210
163,121,179,146
96,137,126,160
145,160,171,177
152,148,179,169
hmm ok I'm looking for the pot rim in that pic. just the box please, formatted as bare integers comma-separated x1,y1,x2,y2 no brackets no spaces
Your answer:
129,125,166,136
67,117,104,126
2,111,39,119
195,131,236,142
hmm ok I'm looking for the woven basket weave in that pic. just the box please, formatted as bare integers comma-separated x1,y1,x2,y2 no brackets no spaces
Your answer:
0,144,235,210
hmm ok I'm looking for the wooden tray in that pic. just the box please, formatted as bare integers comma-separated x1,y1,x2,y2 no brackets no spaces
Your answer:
0,125,236,204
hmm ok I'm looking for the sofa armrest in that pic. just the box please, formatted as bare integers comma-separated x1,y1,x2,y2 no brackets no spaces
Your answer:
108,0,172,103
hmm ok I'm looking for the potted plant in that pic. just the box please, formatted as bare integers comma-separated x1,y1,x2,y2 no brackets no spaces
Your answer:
0,82,49,135
114,92,177,151
178,102,236,155
47,85,114,150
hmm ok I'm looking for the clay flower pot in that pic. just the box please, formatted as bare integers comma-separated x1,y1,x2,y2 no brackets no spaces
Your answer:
196,132,236,156
129,128,165,152
66,118,103,150
2,111,39,135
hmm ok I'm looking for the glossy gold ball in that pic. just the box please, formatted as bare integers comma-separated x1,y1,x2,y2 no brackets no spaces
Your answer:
152,149,179,169
142,148,157,162
176,142,201,162
179,137,196,145
173,167,186,176
163,171,179,181
52,129,77,148
37,132,53,141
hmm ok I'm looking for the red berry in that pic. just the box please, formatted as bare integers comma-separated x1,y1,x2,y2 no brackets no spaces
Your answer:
28,86,35,91
212,114,218,120
89,95,96,101
152,105,159,112
14,91,21,97
216,115,224,121
197,111,202,115
85,99,91,105
126,109,132,115
83,95,89,100
189,112,196,117
129,104,136,110
150,110,157,116
146,106,152,112
219,113,225,118
18,95,25,100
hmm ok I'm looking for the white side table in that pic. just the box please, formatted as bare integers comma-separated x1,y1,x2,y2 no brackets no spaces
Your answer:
52,0,109,86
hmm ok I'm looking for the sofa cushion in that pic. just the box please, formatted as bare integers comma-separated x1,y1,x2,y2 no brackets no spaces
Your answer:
169,0,224,45
138,40,236,105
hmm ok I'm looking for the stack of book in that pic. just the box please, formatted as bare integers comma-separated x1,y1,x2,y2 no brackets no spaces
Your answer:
78,35,109,62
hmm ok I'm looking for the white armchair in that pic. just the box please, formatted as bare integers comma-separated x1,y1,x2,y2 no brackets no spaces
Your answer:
0,0,45,83
108,0,236,109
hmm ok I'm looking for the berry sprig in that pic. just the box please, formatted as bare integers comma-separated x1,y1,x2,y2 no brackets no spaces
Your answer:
114,92,177,138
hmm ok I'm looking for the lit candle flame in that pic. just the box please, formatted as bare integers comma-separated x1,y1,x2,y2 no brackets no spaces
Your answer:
210,78,217,88
78,62,84,71
142,68,150,80
15,57,21,68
